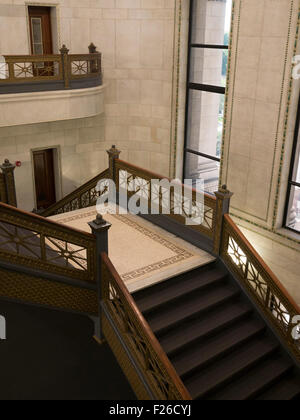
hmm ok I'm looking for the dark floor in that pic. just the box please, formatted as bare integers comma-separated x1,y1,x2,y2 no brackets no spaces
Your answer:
0,299,136,400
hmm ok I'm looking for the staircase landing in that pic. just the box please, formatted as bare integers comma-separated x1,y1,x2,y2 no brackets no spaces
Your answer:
49,206,215,292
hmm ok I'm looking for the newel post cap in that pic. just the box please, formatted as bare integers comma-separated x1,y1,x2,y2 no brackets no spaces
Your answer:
0,159,15,171
88,214,112,232
107,145,121,159
88,42,98,53
60,44,69,55
215,184,234,200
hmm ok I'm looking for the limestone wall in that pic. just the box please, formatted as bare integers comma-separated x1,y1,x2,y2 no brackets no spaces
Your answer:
0,0,178,210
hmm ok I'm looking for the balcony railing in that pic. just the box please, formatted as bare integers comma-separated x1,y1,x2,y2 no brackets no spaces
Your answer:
0,43,102,94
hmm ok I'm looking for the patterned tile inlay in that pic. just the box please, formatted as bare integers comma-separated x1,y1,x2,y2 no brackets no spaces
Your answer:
53,210,195,283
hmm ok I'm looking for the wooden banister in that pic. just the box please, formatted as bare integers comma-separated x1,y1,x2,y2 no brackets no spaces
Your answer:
116,158,216,202
0,201,94,240
101,252,192,400
0,201,96,283
224,214,300,314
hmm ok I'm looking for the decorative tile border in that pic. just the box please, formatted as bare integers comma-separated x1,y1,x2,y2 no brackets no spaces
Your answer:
53,209,196,282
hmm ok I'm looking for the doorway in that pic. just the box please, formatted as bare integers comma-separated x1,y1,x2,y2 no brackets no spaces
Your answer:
33,149,56,210
28,6,53,55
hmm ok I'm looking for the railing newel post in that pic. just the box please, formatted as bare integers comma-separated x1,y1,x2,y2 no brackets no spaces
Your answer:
107,145,121,183
88,42,98,74
88,214,112,344
0,159,17,207
60,44,70,89
213,185,233,256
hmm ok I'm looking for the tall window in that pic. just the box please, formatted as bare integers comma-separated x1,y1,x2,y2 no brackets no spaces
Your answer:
284,95,300,233
183,0,232,193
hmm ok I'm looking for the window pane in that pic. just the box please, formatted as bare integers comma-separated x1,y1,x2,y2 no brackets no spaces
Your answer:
292,135,300,183
32,18,43,44
286,185,300,232
190,48,228,86
191,0,232,45
186,90,224,158
185,153,220,193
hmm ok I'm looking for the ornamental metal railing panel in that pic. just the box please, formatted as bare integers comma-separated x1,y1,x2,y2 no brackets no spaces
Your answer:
0,43,102,92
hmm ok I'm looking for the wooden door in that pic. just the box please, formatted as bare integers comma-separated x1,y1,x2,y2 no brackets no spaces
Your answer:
33,149,56,210
28,6,53,55
28,6,53,77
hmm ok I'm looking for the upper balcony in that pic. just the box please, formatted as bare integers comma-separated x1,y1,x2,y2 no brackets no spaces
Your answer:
0,43,105,127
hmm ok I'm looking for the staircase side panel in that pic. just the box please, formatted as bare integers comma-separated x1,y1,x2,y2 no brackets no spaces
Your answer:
0,268,98,316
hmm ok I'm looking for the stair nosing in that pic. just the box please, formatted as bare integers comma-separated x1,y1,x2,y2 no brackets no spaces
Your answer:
176,323,266,379
150,289,240,337
140,274,227,315
189,343,280,400
164,305,253,357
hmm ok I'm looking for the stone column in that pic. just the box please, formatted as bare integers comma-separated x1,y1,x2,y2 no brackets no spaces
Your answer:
213,185,233,255
88,214,112,344
0,159,17,207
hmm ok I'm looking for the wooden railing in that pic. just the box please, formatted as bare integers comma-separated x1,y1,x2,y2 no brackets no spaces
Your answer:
221,214,300,360
114,159,217,240
101,252,192,400
11,144,298,395
0,202,96,283
41,168,110,217
0,43,102,91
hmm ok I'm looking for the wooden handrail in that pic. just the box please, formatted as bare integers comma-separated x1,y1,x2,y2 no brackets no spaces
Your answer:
101,252,192,400
41,168,110,217
224,214,300,314
0,46,102,89
116,158,216,202
0,201,97,283
0,201,94,240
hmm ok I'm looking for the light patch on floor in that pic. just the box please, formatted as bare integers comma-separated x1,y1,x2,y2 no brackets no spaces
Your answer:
49,207,215,292
239,226,300,307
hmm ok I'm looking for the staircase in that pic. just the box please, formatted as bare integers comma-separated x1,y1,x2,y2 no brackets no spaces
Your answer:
133,262,300,400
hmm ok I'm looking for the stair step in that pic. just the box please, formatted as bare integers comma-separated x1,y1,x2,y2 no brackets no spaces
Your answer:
172,317,266,378
255,373,300,400
209,354,294,400
146,283,240,336
134,266,226,314
185,336,279,399
159,299,253,356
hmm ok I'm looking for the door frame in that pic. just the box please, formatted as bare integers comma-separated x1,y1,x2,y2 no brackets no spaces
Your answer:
25,3,60,54
30,145,63,210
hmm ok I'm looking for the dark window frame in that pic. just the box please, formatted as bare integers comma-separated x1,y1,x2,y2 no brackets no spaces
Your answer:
183,0,229,184
283,94,300,234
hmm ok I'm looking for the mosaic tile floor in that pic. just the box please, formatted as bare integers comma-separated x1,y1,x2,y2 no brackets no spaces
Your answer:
49,207,215,292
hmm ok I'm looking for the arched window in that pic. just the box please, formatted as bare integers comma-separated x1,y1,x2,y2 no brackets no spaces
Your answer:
284,95,300,233
183,0,232,193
